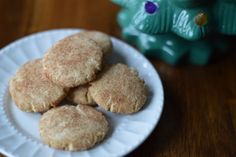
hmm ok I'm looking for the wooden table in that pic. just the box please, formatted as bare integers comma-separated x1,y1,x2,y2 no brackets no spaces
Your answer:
1,0,236,156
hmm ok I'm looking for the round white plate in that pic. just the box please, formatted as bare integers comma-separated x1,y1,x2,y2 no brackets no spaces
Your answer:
0,29,164,157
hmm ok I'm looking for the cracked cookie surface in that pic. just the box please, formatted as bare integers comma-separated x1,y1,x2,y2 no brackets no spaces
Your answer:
79,31,113,57
9,59,67,112
39,105,109,151
89,63,148,114
43,33,104,88
67,85,96,106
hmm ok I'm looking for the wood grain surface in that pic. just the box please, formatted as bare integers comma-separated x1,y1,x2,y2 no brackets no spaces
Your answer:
1,0,236,157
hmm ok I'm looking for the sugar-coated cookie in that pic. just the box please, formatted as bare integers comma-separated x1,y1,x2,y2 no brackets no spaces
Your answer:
43,33,104,88
9,59,67,112
39,105,109,151
89,63,147,114
79,31,112,57
67,85,96,106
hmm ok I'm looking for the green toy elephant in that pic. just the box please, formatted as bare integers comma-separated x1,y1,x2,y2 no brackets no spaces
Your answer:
112,0,236,65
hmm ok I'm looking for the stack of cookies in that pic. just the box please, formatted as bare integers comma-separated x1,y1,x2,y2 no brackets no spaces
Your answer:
9,31,148,151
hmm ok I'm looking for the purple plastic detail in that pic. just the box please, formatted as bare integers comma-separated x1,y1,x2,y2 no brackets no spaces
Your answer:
145,1,159,14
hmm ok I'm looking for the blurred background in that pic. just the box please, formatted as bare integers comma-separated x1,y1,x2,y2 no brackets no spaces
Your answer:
0,0,120,48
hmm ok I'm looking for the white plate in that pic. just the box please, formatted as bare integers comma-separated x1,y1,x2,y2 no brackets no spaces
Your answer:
0,29,164,157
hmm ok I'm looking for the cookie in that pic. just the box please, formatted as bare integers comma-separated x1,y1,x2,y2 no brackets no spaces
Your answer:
79,31,113,57
43,33,104,88
39,105,109,151
89,63,148,114
67,85,96,106
9,59,67,112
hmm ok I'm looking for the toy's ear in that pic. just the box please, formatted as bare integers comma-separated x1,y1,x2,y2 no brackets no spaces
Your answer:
218,0,236,2
111,0,139,8
111,0,128,7
214,0,236,35
171,0,207,8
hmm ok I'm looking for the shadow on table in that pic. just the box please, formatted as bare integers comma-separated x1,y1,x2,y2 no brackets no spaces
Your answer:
126,82,184,157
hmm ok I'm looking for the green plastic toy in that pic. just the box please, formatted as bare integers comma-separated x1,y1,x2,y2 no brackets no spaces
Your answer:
112,0,236,65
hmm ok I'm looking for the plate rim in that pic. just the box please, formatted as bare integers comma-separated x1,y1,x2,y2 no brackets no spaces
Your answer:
0,29,164,157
